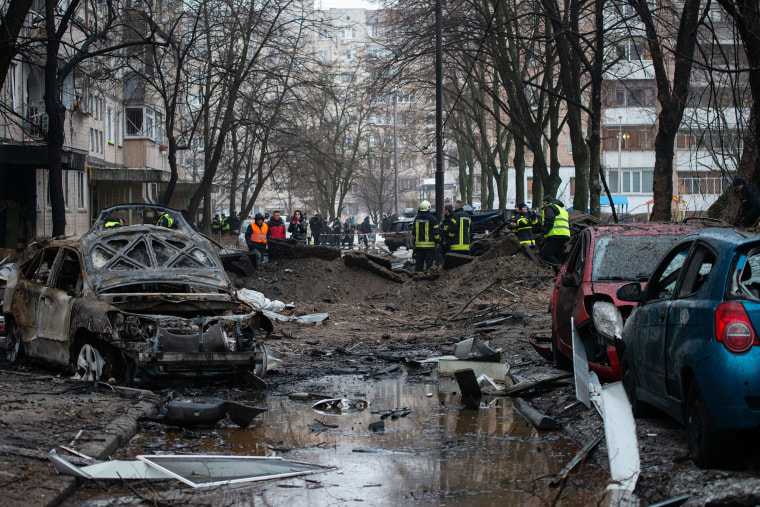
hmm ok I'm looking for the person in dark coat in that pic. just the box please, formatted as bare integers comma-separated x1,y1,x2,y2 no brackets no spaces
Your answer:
289,210,308,243
733,178,760,227
358,216,372,249
330,217,343,246
342,218,354,248
310,214,323,244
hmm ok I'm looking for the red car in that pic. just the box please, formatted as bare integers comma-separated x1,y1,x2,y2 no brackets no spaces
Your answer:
548,223,698,380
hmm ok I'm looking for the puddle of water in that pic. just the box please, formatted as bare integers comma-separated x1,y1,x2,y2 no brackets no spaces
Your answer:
69,374,606,505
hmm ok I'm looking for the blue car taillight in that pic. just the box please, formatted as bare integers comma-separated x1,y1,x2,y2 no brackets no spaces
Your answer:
715,301,759,354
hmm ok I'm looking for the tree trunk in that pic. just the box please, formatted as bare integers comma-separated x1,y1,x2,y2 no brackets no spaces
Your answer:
45,1,66,237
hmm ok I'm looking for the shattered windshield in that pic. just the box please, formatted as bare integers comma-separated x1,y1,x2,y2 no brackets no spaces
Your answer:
591,234,684,282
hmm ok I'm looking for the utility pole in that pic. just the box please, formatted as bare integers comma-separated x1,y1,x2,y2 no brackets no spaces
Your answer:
393,94,398,214
435,0,443,221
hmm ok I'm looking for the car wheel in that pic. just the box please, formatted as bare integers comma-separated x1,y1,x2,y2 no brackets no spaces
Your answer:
552,338,572,370
252,343,268,378
621,359,643,417
470,244,485,257
5,318,24,363
687,382,720,468
75,344,106,382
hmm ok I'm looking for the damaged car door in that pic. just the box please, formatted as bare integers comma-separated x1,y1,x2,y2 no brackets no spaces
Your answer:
37,249,81,349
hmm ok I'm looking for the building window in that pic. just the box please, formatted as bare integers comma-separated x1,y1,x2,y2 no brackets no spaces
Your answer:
608,169,653,194
317,50,327,62
340,72,352,83
341,49,356,61
125,106,156,140
318,28,328,40
106,107,114,144
117,111,123,146
9,64,18,112
676,132,695,150
678,173,730,195
77,171,86,210
341,27,356,40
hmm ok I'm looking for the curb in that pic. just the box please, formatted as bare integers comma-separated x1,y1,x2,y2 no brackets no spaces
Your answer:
48,399,159,506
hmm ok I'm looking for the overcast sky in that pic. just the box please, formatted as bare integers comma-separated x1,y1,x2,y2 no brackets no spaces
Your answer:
315,0,379,9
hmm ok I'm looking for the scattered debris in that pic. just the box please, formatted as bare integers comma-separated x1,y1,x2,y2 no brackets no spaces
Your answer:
308,419,339,432
151,400,267,428
368,421,385,432
50,451,335,487
437,359,509,382
312,398,369,412
551,433,604,486
512,397,558,430
501,373,572,396
372,408,412,420
454,369,482,398
453,337,501,361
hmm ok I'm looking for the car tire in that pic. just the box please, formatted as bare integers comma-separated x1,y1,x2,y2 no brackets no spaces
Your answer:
470,244,485,257
5,318,24,363
687,382,721,468
552,339,572,370
75,343,106,382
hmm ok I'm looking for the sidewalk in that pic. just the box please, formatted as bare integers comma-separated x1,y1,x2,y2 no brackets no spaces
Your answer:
0,367,158,506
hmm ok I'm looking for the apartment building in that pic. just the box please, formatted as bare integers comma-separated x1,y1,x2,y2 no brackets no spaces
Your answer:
0,0,195,248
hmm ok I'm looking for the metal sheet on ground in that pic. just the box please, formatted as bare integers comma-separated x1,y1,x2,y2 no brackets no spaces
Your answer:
572,318,590,408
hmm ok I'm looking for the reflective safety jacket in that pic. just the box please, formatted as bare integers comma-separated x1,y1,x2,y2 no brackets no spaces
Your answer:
542,203,570,238
105,220,121,228
221,217,230,233
246,222,268,250
413,211,440,248
514,214,535,245
448,209,471,251
156,214,174,228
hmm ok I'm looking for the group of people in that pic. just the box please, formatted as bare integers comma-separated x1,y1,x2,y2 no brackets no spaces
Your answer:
242,210,375,266
409,196,571,273
211,212,241,236
307,214,372,248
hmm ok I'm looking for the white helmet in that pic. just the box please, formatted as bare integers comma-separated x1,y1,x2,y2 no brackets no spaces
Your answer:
419,200,431,212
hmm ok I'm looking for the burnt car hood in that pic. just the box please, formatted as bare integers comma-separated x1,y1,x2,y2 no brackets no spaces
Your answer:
80,226,231,294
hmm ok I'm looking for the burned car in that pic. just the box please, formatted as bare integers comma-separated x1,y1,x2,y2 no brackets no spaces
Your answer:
547,223,697,380
3,205,272,383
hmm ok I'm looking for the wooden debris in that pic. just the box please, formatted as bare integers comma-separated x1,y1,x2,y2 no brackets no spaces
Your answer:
268,238,341,261
551,433,604,486
344,251,403,283
500,373,572,396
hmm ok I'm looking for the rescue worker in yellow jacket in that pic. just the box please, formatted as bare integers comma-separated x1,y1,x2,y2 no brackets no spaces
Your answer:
245,213,268,267
540,195,570,272
508,202,537,247
412,200,440,272
447,204,471,254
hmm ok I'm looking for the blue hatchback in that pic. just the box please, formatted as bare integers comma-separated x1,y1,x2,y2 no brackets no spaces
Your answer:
617,228,760,467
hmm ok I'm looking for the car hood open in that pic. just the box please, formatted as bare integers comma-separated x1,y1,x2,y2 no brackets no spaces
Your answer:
80,226,231,294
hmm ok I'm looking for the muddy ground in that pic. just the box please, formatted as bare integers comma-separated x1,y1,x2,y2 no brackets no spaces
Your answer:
2,237,760,505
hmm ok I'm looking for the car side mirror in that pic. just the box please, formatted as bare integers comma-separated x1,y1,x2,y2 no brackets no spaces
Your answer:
561,272,579,288
617,282,643,302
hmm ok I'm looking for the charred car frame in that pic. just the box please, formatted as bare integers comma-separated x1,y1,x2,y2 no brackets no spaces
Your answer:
3,204,273,384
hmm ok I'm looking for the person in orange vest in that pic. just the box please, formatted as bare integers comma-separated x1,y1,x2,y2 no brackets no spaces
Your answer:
245,213,268,266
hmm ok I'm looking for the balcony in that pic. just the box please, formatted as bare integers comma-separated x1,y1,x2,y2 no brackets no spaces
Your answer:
24,104,48,139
